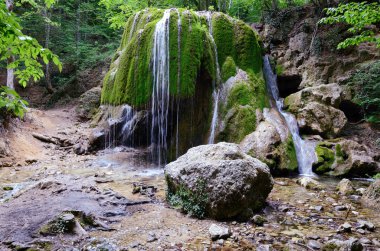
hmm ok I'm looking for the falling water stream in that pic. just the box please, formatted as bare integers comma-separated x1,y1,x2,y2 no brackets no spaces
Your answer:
263,55,317,176
203,12,221,144
151,10,171,166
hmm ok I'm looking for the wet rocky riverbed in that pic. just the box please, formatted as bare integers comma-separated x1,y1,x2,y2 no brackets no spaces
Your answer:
0,144,379,251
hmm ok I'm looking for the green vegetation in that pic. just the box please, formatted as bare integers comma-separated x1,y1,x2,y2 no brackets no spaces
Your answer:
101,10,262,107
0,87,29,119
313,142,335,174
167,178,208,218
346,61,380,123
373,173,380,179
222,56,237,82
284,136,298,172
218,71,268,143
319,1,380,49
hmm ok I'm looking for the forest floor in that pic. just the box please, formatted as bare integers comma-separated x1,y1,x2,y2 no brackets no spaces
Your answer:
0,105,379,251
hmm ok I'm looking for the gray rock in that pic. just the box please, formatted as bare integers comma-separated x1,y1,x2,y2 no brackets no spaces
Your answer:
240,111,298,174
209,224,231,241
337,179,355,195
76,87,101,120
333,140,379,177
284,83,344,112
338,222,352,233
296,102,347,138
252,215,267,226
361,179,380,211
314,205,324,212
324,238,363,251
297,177,324,190
147,232,158,242
165,143,273,220
308,240,322,250
357,220,375,231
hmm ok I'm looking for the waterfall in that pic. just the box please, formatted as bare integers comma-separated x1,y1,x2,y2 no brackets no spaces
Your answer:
151,9,171,166
175,9,182,158
263,55,316,176
203,12,221,144
121,105,134,141
128,11,141,41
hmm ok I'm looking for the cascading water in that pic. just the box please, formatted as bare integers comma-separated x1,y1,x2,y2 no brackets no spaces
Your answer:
151,9,171,166
175,9,182,158
263,55,317,176
203,12,221,144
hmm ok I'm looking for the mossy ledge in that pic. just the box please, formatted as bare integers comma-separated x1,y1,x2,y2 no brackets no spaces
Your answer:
101,8,263,108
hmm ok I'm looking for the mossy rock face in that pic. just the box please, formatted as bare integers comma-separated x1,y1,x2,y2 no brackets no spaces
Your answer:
221,56,237,82
312,142,336,174
101,9,262,107
99,9,266,160
218,71,269,143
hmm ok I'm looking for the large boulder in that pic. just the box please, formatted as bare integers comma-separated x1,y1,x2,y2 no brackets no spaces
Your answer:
362,180,380,212
284,83,343,112
283,84,348,138
240,110,298,175
76,87,101,120
297,102,347,138
165,142,273,220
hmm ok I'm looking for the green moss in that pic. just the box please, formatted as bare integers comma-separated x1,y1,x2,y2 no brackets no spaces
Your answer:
219,105,256,143
284,136,298,172
212,13,236,68
276,64,284,75
312,142,336,174
221,56,237,82
102,9,221,107
212,14,262,75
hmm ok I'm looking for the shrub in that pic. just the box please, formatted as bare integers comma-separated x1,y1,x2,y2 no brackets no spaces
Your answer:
0,86,29,119
346,61,380,123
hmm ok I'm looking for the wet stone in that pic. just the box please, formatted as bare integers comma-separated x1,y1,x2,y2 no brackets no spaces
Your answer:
209,224,231,241
357,220,375,232
308,240,322,250
338,222,352,233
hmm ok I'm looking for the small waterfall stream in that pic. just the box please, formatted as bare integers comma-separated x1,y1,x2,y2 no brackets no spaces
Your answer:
204,11,221,144
151,9,171,166
263,55,316,176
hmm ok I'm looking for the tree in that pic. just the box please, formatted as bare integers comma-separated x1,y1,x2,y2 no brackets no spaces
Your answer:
0,0,61,117
319,1,380,49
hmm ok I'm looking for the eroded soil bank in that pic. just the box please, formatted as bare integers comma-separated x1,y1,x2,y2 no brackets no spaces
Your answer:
0,107,379,251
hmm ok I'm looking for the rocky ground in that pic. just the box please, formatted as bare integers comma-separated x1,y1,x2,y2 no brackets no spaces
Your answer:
0,107,379,251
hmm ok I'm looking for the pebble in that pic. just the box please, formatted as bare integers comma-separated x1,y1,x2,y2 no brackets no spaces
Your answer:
209,224,231,241
335,205,348,211
338,222,352,233
308,240,322,250
357,220,375,231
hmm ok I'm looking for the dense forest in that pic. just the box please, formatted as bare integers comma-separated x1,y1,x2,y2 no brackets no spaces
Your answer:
0,0,379,250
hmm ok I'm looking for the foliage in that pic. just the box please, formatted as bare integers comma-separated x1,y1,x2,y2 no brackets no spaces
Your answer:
0,1,62,87
346,61,380,123
0,86,29,118
319,1,380,49
167,179,208,218
373,173,380,179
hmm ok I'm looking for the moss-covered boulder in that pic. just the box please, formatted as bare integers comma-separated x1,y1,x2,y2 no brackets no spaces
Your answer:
217,70,268,143
240,119,298,175
101,9,262,106
312,139,379,177
99,9,266,161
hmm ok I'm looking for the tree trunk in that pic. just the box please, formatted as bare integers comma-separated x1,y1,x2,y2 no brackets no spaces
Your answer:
6,0,14,89
44,8,54,93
